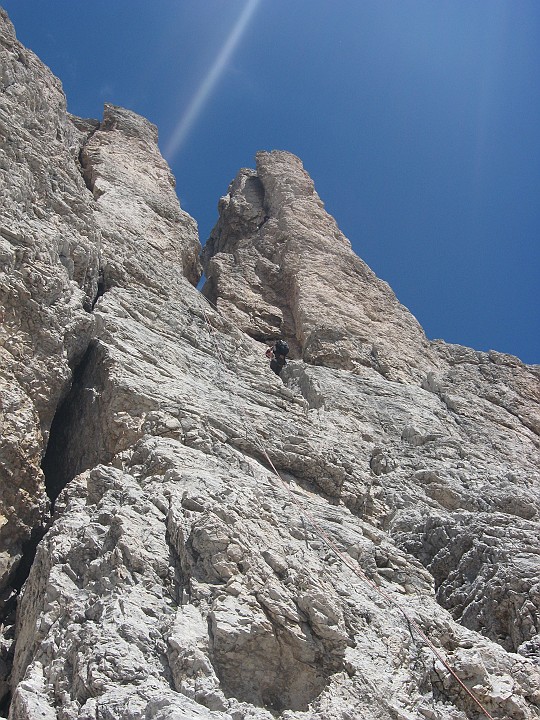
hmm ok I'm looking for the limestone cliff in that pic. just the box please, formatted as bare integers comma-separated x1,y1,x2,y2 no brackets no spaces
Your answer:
201,151,440,383
1,8,539,720
0,7,99,617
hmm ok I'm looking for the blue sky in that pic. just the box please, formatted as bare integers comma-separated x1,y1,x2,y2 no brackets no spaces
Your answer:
3,1,539,363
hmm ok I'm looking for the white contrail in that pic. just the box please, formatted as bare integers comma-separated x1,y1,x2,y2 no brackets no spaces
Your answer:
164,0,261,161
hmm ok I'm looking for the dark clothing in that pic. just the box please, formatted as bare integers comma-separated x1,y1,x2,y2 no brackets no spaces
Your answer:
270,355,286,375
267,340,289,375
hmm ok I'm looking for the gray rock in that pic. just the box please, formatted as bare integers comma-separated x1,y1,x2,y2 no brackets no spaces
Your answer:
1,8,540,720
80,102,202,291
202,150,440,382
0,7,100,602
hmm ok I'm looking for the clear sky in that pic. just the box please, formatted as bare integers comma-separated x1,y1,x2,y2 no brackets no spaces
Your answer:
3,1,539,363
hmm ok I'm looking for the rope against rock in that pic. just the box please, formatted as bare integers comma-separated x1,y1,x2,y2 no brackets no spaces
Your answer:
199,298,496,720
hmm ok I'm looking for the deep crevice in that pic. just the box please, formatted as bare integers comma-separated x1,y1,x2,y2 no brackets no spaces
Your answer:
0,340,108,714
0,337,105,715
10,527,48,597
79,145,95,194
0,684,11,719
41,342,102,507
69,116,101,197
0,520,50,716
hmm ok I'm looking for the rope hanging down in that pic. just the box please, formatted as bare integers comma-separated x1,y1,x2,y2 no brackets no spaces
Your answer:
200,299,496,720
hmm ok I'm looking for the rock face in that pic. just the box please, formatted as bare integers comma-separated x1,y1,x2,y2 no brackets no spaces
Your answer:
201,151,440,382
0,7,200,707
1,8,540,720
78,103,201,292
0,7,99,608
203,150,540,657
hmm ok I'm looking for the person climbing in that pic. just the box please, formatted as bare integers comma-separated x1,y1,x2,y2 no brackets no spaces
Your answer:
266,339,289,375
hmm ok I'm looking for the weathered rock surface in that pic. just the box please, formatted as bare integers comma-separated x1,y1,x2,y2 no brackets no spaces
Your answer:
202,148,540,655
0,6,200,709
78,102,201,292
0,7,99,607
202,151,440,382
1,7,540,720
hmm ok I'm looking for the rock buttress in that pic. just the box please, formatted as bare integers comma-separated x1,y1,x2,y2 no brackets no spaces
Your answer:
202,150,440,382
0,8,100,608
0,8,202,709
80,103,202,291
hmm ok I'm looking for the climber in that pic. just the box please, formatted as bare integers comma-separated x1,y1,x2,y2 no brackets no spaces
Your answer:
266,339,289,375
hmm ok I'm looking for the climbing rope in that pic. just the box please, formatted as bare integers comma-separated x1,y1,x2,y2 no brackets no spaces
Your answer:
257,446,496,720
199,297,496,720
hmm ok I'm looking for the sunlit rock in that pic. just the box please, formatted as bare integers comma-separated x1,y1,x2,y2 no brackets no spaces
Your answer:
1,8,539,720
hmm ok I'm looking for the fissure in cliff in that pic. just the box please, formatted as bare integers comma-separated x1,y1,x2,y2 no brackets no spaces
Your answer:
41,342,109,507
0,338,111,715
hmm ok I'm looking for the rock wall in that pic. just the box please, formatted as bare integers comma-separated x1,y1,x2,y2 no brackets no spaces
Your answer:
1,8,540,720
0,7,99,612
202,149,540,656
201,151,440,382
0,7,201,708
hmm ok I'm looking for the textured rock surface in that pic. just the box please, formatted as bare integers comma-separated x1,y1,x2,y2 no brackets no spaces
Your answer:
202,148,540,655
202,151,440,382
0,7,99,604
1,8,540,720
0,7,200,709
78,102,201,292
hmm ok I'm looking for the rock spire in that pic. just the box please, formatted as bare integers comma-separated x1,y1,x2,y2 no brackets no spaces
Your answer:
202,150,439,382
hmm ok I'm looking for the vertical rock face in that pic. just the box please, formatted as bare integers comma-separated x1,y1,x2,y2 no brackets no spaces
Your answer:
0,7,201,708
1,8,540,720
0,8,100,603
202,151,439,382
202,150,540,656
79,103,201,291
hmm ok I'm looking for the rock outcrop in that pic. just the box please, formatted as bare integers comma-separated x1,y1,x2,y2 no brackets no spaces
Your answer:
201,151,440,383
202,149,540,647
1,7,540,720
0,7,99,610
0,7,200,707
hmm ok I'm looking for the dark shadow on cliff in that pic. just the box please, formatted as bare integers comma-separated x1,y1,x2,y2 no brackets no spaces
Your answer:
41,342,111,507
